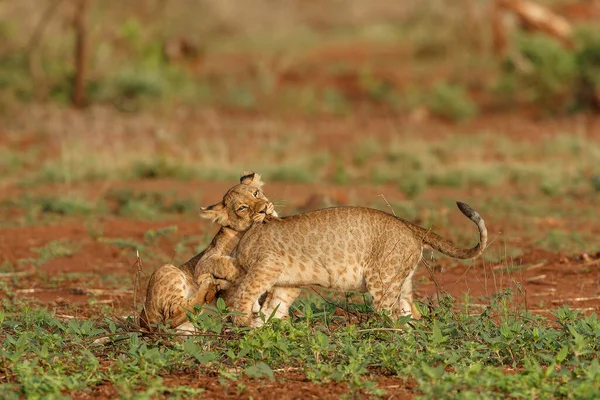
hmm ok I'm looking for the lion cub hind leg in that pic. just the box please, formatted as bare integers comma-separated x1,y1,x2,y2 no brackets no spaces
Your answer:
364,253,419,320
168,274,218,330
396,268,421,320
141,264,187,330
141,265,217,332
365,273,405,319
258,287,301,324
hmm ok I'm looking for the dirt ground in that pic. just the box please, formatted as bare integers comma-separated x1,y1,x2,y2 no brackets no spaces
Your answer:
1,110,600,399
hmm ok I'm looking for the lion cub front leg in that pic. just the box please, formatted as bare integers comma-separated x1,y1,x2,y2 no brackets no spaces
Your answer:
230,266,280,327
195,255,241,283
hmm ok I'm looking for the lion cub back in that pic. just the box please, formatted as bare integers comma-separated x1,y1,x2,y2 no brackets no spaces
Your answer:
235,207,421,289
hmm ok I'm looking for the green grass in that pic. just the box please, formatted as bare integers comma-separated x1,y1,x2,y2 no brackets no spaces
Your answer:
19,240,80,268
425,82,478,122
99,225,184,266
1,291,599,399
106,189,197,220
536,230,588,253
363,132,600,197
0,191,203,226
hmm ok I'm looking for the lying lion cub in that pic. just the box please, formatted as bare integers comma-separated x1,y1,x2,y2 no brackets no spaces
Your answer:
202,201,487,327
140,171,276,332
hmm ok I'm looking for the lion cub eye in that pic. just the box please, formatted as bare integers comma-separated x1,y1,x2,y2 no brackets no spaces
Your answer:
253,190,259,198
237,205,248,212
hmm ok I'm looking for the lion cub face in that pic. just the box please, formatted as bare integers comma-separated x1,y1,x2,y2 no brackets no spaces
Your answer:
199,172,275,232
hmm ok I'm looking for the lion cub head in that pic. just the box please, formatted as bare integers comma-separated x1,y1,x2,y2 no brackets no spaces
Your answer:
199,171,276,232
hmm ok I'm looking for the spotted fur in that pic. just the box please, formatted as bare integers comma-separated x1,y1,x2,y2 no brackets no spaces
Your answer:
139,171,276,332
225,202,487,326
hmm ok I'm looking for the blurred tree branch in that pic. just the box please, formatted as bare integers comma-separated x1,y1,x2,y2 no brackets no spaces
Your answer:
73,0,89,108
25,0,66,54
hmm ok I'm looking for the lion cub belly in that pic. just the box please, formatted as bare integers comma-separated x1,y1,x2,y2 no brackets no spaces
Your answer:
275,260,366,291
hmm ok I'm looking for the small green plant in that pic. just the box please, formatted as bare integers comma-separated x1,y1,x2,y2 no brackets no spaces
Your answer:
352,138,381,166
501,34,578,113
497,30,600,113
536,229,586,253
358,69,399,108
3,195,98,221
105,189,196,219
131,158,194,180
221,83,257,110
266,166,317,183
398,174,427,199
426,82,478,122
100,225,178,263
333,158,352,185
321,88,349,115
590,174,600,192
21,240,79,268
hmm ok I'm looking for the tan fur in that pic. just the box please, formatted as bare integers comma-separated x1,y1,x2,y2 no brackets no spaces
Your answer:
139,171,276,332
223,202,487,326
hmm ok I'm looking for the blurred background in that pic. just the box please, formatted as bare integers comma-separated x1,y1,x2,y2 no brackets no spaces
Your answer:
0,0,599,312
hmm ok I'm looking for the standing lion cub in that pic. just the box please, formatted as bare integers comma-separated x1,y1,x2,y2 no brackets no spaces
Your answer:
201,201,487,327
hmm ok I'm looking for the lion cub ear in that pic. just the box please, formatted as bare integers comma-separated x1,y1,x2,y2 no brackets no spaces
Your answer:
199,203,229,226
240,171,264,188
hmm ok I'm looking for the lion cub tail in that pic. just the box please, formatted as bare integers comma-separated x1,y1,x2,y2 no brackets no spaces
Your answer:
420,202,487,260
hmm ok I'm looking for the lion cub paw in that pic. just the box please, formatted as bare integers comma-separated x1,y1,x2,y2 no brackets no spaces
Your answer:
195,273,218,304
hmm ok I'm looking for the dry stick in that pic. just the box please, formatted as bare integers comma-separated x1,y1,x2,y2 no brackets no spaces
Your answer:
76,288,132,295
524,261,546,271
421,257,450,309
14,288,61,294
525,274,548,283
132,250,145,327
309,287,363,322
0,270,35,279
582,258,600,267
551,296,600,304
72,0,88,108
89,329,225,345
378,194,396,217
529,307,597,314
357,327,405,333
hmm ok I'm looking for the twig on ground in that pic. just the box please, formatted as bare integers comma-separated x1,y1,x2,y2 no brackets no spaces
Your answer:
89,329,225,345
582,258,600,267
273,367,300,373
526,274,549,283
70,288,132,296
0,270,36,279
356,327,405,333
14,288,56,294
54,314,76,320
525,262,546,271
530,288,557,297
551,296,600,304
529,307,597,314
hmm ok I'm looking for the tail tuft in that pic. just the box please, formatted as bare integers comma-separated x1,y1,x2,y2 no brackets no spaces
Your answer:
456,201,481,222
420,201,487,260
